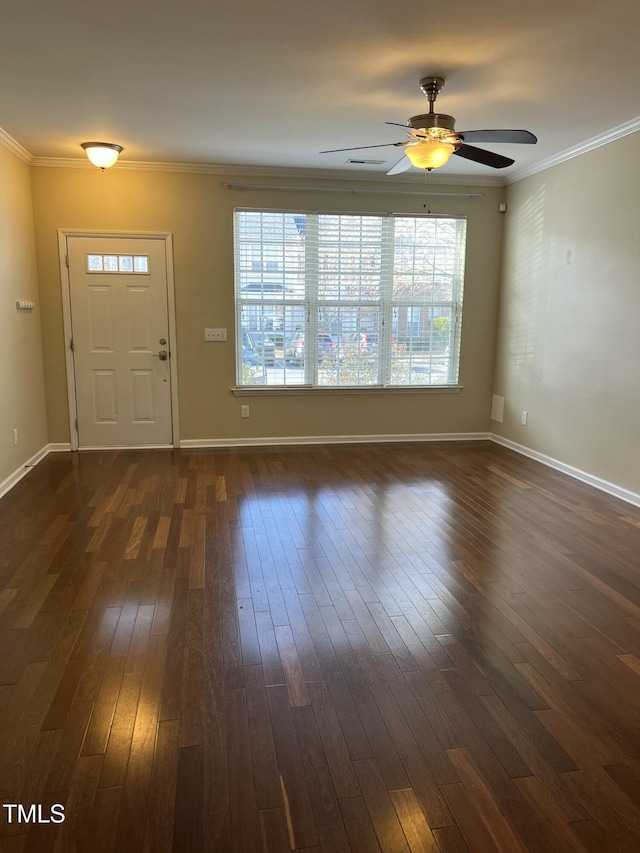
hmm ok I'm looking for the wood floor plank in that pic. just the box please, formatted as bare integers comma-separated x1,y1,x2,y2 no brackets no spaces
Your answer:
390,787,440,853
246,685,283,810
143,718,180,853
365,678,453,828
158,578,188,722
81,654,127,756
40,655,85,732
257,807,291,852
114,634,167,853
226,688,261,852
278,585,324,683
150,568,176,637
266,684,319,850
514,775,588,852
561,768,640,849
446,748,528,853
237,597,262,668
98,671,143,788
253,609,286,687
307,679,361,799
441,669,534,780
12,574,58,630
353,758,410,853
201,578,230,850
152,516,172,551
431,825,472,853
339,796,382,852
292,702,350,850
125,603,155,675
82,786,123,853
375,652,458,786
273,623,310,707
479,693,589,822
74,605,122,702
172,745,203,853
43,700,93,794
2,730,62,837
179,589,204,748
0,662,55,797
124,517,147,561
52,752,103,853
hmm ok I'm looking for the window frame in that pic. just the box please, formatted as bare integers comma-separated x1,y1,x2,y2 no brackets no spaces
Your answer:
233,208,467,394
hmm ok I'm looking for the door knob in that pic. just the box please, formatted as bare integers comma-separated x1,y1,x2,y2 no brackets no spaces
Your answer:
153,349,168,361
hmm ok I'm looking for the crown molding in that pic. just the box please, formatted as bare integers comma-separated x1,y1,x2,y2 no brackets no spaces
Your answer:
29,154,504,187
10,114,640,185
0,127,32,164
507,115,640,184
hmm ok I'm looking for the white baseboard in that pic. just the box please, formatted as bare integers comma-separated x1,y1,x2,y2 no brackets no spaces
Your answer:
78,444,175,451
490,434,640,509
180,432,491,449
6,435,637,511
0,442,70,501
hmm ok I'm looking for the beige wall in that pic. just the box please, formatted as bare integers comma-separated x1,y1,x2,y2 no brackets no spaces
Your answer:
0,146,48,486
493,131,640,493
30,167,505,443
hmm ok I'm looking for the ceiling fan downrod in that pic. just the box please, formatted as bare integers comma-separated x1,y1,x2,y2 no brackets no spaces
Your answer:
409,77,456,134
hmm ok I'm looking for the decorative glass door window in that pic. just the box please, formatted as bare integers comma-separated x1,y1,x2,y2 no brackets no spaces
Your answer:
86,254,150,274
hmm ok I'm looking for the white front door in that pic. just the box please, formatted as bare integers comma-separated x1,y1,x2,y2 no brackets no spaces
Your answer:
67,236,174,448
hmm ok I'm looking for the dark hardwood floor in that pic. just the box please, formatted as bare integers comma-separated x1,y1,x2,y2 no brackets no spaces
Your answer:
1,441,640,851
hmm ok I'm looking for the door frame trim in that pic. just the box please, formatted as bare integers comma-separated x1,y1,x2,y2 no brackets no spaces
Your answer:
58,230,180,451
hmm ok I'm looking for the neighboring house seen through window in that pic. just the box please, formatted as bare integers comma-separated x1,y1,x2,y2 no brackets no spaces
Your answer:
234,209,467,388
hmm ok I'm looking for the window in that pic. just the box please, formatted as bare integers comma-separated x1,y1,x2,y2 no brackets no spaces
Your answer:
234,210,466,388
86,254,149,273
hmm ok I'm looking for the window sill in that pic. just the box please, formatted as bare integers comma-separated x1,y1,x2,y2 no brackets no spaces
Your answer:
232,385,463,397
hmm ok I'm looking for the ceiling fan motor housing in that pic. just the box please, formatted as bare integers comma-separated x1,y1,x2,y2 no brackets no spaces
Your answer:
408,113,457,133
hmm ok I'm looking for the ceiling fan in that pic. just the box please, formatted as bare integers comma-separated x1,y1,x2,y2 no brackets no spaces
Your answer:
320,76,537,174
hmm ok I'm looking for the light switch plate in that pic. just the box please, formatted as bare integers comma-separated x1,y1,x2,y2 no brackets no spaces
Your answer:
204,328,227,342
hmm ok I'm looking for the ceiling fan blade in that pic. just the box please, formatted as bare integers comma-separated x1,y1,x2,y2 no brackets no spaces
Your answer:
452,143,514,169
386,156,413,176
320,142,407,154
457,129,537,145
385,122,428,139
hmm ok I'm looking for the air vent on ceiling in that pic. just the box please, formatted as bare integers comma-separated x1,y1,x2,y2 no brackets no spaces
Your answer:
347,158,386,165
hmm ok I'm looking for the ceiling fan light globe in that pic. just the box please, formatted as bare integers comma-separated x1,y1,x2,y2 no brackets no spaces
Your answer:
404,140,455,170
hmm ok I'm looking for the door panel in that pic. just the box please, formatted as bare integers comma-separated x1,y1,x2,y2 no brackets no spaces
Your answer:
93,370,118,422
68,237,173,447
131,371,155,421
127,287,153,350
88,287,114,350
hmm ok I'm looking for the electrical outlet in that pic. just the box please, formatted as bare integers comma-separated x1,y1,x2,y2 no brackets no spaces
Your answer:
241,406,250,418
12,428,18,445
204,328,227,342
521,410,528,426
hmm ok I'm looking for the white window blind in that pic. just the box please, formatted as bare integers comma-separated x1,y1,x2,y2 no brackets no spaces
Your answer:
234,209,466,388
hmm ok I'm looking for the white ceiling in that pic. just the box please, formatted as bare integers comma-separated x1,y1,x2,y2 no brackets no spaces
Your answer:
2,0,640,182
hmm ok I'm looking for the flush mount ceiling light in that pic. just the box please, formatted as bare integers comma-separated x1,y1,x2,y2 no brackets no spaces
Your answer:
81,141,123,170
